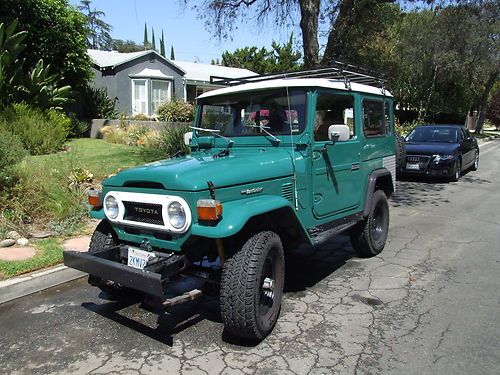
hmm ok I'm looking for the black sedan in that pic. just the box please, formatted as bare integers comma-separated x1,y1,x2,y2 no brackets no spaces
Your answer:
402,124,479,181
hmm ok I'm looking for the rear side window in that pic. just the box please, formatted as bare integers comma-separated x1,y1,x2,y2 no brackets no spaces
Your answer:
363,100,385,137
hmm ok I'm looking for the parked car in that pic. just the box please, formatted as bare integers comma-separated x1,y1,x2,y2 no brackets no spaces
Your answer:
64,64,397,341
402,124,479,181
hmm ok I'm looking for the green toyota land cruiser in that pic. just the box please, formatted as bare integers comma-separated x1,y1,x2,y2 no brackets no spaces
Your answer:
65,64,396,340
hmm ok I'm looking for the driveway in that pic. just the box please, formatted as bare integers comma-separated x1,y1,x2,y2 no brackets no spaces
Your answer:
0,140,499,375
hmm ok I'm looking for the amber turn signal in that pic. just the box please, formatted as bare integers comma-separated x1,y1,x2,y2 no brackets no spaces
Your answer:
197,199,222,221
88,189,102,208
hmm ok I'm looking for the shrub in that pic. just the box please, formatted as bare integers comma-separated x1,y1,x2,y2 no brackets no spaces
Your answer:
156,100,194,122
159,126,190,157
0,128,27,190
100,124,161,148
81,85,118,119
130,113,152,121
1,103,70,155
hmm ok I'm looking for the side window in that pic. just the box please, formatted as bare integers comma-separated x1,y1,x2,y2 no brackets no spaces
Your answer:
384,101,391,135
314,93,355,141
363,100,385,137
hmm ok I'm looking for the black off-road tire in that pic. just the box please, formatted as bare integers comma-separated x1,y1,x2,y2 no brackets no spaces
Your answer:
350,190,389,258
88,221,130,299
220,231,285,340
395,133,406,177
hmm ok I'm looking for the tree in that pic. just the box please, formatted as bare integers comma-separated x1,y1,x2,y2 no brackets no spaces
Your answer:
78,0,112,50
151,27,156,50
189,0,405,68
111,39,143,53
143,22,148,49
486,87,500,128
160,30,166,57
0,0,92,90
171,46,175,60
212,35,302,74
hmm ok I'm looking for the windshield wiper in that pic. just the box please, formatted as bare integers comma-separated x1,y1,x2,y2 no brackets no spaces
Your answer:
244,124,281,144
189,126,234,148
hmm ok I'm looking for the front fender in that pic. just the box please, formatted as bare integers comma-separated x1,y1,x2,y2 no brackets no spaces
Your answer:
191,195,296,239
89,208,105,220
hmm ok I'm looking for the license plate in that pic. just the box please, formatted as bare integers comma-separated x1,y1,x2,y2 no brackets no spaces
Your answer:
127,247,155,270
406,163,420,170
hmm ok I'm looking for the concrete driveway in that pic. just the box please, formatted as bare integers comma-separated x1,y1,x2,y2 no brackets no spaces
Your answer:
0,140,499,375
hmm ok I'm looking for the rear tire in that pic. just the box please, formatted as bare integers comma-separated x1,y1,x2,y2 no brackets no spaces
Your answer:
350,190,389,257
220,231,285,340
395,134,406,177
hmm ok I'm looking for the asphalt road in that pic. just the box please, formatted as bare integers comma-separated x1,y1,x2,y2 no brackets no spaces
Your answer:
1,140,499,375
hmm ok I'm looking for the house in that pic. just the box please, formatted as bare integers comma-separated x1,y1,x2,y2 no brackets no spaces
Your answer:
88,49,256,117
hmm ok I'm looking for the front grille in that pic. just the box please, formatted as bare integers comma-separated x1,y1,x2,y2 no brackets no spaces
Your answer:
282,183,293,201
405,155,431,171
123,201,164,225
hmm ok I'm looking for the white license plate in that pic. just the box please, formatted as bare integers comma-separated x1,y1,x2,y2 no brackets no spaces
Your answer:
127,247,155,270
406,163,420,170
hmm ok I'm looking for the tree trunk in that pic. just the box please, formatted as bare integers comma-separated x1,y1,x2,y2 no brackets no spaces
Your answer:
298,0,320,68
475,70,498,134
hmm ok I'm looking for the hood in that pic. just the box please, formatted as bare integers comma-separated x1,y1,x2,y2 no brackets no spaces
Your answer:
405,142,458,156
103,148,294,191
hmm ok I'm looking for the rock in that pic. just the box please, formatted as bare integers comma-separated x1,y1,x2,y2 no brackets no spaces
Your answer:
0,239,16,248
17,238,29,246
6,231,21,240
31,231,52,239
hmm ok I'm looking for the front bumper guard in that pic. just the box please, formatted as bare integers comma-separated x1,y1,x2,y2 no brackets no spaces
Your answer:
63,246,187,297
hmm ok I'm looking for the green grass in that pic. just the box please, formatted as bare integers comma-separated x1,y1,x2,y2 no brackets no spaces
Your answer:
26,138,165,180
0,238,63,279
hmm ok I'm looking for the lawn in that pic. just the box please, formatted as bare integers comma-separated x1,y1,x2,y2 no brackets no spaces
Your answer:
26,138,165,180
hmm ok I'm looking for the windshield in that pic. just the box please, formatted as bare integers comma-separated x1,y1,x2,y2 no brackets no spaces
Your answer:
196,89,306,137
406,127,458,143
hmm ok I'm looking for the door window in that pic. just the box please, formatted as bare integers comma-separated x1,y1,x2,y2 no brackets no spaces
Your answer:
314,93,355,141
132,79,148,115
151,80,171,114
363,100,385,137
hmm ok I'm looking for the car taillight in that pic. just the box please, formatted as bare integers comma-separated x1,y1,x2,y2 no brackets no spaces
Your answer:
197,199,222,221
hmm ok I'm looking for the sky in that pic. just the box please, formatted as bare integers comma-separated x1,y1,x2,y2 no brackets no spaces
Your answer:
70,0,299,63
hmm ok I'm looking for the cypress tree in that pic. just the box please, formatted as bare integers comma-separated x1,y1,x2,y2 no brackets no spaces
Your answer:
143,22,148,49
151,27,156,50
160,30,166,57
170,46,175,60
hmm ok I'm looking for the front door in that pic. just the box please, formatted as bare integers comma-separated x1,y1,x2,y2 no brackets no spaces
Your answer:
312,92,361,219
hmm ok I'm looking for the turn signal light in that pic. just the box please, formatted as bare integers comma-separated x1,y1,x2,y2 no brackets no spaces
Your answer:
197,199,222,221
88,189,102,208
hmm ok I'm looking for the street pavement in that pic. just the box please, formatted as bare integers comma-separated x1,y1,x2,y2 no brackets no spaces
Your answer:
0,140,499,375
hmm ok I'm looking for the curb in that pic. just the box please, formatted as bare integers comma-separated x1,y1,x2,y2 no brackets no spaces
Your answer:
0,265,86,305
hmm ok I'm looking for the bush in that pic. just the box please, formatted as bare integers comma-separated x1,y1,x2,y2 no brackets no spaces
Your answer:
0,129,27,190
156,100,194,122
100,124,161,148
81,85,118,119
130,113,152,121
0,103,70,155
159,126,190,157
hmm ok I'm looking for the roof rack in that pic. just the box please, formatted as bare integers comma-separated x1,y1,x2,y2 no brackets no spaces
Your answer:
210,60,387,90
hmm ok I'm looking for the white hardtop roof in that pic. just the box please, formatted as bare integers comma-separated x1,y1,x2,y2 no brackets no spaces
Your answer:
172,60,257,83
198,78,392,99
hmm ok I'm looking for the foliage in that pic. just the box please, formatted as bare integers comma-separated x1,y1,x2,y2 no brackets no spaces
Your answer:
100,124,161,148
159,126,191,157
0,0,92,90
0,128,26,190
213,34,302,74
160,30,166,58
130,113,152,121
78,0,112,50
0,103,70,155
156,100,195,122
487,88,500,128
0,20,27,107
111,39,143,53
81,85,118,119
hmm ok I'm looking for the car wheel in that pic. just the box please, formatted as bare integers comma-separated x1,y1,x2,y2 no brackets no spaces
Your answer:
88,221,134,300
451,158,461,182
395,134,406,177
471,151,479,171
220,231,285,340
350,190,389,258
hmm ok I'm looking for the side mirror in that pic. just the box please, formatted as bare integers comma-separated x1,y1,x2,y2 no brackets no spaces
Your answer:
183,131,193,146
328,124,350,142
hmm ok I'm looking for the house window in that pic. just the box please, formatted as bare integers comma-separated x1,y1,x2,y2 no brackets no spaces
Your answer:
132,79,148,115
151,80,171,114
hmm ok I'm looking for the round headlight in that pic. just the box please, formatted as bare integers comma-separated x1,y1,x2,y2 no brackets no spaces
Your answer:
104,195,119,219
168,201,186,229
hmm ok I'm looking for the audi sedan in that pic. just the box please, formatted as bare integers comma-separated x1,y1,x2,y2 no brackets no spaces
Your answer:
402,124,479,181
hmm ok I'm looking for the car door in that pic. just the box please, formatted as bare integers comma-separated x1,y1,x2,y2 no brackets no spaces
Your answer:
462,128,476,167
311,91,361,219
460,128,474,167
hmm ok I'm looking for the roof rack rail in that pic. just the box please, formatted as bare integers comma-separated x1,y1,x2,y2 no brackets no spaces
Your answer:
210,61,387,90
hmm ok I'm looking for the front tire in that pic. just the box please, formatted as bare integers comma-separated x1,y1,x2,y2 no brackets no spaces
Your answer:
451,158,461,182
220,231,285,340
471,151,479,171
350,190,389,257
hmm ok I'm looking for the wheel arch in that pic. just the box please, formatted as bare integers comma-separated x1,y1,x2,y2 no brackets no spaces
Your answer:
363,168,394,217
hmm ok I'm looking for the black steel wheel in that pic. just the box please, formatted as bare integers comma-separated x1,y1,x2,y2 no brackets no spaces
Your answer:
220,231,285,340
451,158,461,182
350,190,389,257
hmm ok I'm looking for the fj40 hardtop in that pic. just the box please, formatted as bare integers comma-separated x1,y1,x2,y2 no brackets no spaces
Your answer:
65,63,397,340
